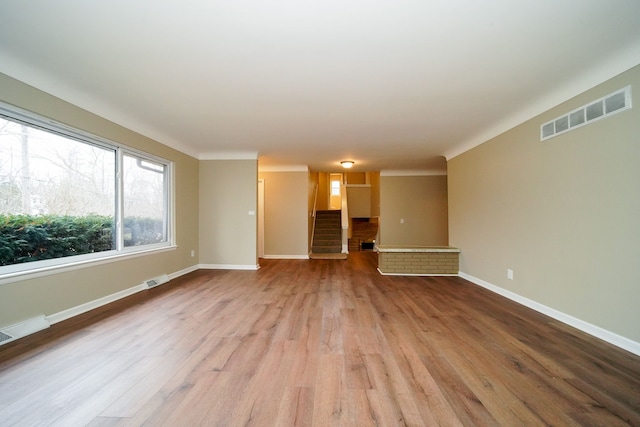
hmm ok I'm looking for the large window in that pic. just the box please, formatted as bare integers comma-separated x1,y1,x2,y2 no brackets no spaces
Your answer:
0,103,172,277
122,153,168,247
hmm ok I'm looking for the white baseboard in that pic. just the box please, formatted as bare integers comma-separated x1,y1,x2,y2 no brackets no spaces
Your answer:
0,315,50,346
46,284,146,325
199,263,260,270
459,271,640,357
169,264,199,279
46,263,199,326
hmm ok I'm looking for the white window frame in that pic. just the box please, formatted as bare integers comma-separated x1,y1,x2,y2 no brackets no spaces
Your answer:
0,101,175,283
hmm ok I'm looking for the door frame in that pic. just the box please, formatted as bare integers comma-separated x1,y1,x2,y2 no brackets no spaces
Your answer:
258,179,265,258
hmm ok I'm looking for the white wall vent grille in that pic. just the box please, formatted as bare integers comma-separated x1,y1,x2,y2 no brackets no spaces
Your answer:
0,331,13,343
541,86,632,141
0,315,50,346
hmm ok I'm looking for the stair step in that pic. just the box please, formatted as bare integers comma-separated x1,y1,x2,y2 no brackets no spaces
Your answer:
311,246,342,253
312,210,342,254
313,241,341,247
313,231,340,237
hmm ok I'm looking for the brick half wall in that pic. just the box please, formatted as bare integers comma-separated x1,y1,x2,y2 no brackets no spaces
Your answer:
376,246,460,275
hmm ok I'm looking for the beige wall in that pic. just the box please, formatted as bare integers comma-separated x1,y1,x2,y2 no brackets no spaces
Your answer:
448,64,640,343
346,186,372,218
200,160,257,267
317,173,329,211
345,172,366,184
345,171,380,218
314,171,380,216
369,172,381,217
379,175,449,246
0,73,200,327
258,171,309,257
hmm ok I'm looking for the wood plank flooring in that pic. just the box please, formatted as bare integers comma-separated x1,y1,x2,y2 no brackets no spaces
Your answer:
1,252,639,426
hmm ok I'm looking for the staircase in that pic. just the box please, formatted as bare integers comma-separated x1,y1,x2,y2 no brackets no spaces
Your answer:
311,210,342,254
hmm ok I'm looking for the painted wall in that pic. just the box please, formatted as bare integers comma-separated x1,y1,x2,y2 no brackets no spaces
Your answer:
369,172,381,217
346,186,372,218
379,174,449,246
345,172,366,184
258,170,309,258
317,173,329,211
344,172,380,218
0,72,200,327
314,171,380,216
199,160,258,268
448,64,640,343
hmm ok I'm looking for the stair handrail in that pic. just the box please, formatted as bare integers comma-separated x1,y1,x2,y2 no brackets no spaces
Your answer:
310,183,318,254
312,182,318,220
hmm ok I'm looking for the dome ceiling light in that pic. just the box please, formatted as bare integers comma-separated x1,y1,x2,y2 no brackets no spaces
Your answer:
340,161,354,169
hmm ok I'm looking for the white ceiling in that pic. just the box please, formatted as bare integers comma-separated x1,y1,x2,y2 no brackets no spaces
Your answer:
1,1,640,173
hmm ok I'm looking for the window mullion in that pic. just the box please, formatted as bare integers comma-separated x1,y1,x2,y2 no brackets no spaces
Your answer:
115,148,124,251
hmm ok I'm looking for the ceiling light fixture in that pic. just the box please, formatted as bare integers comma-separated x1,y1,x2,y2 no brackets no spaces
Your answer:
341,161,354,169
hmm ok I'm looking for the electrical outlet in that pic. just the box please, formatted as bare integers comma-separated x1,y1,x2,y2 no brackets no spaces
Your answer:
400,218,405,224
191,250,195,257
507,269,514,280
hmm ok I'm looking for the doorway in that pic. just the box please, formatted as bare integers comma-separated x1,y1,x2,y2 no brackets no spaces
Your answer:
258,179,264,258
329,173,342,210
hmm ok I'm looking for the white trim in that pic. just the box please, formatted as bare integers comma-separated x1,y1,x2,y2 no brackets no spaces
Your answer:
380,169,447,177
0,101,175,280
45,263,198,326
262,255,309,260
0,315,50,346
46,284,146,325
0,52,201,159
199,263,260,270
377,268,458,277
145,274,170,289
258,165,309,172
459,271,640,357
0,245,177,286
258,179,265,258
445,42,640,160
199,151,258,160
376,245,460,253
168,265,199,279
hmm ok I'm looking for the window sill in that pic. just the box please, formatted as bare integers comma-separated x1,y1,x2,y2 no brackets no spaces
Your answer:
0,245,178,286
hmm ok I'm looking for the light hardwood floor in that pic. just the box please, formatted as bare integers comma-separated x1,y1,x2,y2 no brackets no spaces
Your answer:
0,252,639,426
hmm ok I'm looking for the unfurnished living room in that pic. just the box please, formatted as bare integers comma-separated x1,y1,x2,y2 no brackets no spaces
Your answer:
1,1,640,426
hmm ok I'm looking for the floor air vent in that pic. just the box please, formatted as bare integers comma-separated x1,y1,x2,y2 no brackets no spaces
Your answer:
0,315,50,346
146,274,170,289
0,331,13,344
